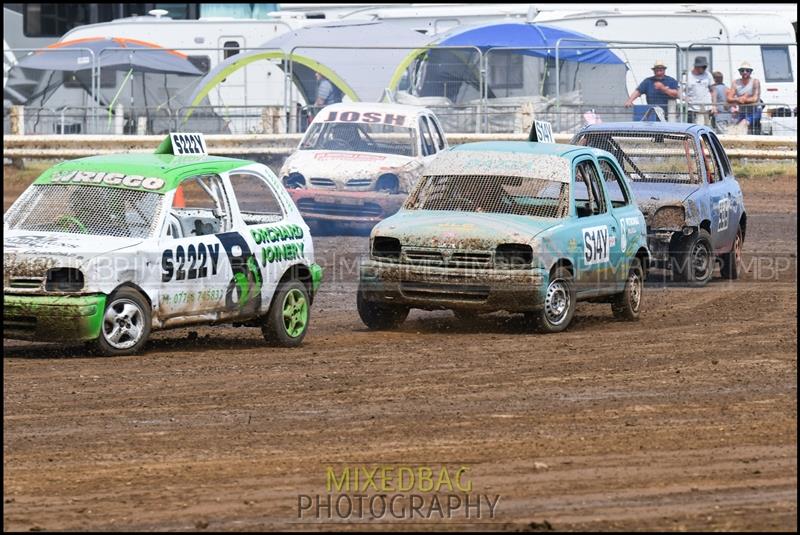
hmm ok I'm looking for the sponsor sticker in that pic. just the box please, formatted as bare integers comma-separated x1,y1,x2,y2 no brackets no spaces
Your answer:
314,153,386,161
321,110,409,127
50,170,165,191
583,225,609,265
170,133,208,156
717,198,731,232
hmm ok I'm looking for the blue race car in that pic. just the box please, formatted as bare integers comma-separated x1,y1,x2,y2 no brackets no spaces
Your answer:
358,141,650,333
573,122,745,285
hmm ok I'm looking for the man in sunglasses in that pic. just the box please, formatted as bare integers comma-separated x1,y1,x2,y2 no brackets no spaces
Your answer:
727,61,762,134
624,59,679,114
685,56,715,126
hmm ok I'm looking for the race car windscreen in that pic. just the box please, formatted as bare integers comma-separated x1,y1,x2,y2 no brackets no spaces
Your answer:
404,174,570,218
4,184,163,239
574,131,702,184
299,122,418,157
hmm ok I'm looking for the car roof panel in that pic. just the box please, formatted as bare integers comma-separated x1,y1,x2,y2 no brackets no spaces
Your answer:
33,153,254,193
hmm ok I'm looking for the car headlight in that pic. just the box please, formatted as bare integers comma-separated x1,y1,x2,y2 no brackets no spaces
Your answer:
495,244,533,269
375,173,399,193
371,236,401,261
650,206,685,230
283,173,306,189
45,267,84,292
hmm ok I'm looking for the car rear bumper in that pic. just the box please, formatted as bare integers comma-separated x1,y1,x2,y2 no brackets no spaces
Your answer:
360,259,548,312
3,293,106,342
288,189,406,225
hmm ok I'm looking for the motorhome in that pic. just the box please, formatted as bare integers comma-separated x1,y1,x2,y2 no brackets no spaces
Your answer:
7,3,539,134
533,6,797,112
5,4,796,135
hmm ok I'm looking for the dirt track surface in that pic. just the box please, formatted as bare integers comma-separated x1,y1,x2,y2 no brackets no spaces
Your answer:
3,175,797,531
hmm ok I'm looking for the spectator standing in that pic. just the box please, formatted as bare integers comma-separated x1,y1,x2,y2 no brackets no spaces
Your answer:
727,61,762,134
710,71,731,133
685,56,715,125
624,59,679,113
711,71,728,113
315,72,342,108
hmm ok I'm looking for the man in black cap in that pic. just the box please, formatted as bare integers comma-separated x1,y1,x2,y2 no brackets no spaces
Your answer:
685,56,715,125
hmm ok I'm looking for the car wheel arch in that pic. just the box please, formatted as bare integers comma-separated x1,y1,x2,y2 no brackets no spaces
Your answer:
636,247,650,277
278,263,314,304
549,259,574,279
740,212,747,241
111,282,153,309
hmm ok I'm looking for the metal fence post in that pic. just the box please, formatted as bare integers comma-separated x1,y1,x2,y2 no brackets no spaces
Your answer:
480,48,487,134
555,43,561,133
11,105,24,135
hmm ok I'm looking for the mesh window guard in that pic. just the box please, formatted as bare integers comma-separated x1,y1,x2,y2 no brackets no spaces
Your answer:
575,131,701,184
5,184,163,239
405,174,569,218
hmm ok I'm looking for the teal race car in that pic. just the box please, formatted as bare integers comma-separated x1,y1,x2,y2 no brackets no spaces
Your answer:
358,141,651,332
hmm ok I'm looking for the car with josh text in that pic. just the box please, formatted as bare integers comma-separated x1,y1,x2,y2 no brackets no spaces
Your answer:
280,102,448,232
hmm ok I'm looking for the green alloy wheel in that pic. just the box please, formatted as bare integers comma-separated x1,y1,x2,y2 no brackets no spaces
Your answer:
262,280,310,347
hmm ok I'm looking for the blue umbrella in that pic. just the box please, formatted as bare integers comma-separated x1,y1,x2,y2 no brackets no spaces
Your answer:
439,22,624,64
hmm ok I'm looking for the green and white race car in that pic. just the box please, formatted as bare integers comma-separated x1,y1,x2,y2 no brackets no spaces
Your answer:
3,134,322,355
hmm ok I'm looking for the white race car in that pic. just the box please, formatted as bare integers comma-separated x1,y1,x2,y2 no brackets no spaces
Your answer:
4,134,322,356
279,103,448,231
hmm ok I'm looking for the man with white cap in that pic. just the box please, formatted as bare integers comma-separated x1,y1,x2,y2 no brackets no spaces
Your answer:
624,59,679,111
685,56,715,125
727,61,762,134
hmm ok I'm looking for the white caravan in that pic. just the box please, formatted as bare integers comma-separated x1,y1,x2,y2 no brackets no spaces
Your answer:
532,6,797,112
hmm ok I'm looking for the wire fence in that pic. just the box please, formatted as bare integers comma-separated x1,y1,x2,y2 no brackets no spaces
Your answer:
5,101,798,138
4,40,797,136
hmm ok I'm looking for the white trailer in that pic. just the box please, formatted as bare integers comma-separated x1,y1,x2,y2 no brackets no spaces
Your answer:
532,7,797,111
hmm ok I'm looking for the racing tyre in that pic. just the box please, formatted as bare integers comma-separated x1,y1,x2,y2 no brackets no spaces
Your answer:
93,287,151,357
357,287,408,330
720,224,743,280
526,267,576,333
612,258,644,321
674,229,713,286
262,280,310,347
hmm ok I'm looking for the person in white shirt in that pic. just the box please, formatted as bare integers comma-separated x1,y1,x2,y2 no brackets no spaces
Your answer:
685,56,715,125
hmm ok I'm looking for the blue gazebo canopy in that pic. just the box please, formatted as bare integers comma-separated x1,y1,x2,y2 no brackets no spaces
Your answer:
438,22,624,65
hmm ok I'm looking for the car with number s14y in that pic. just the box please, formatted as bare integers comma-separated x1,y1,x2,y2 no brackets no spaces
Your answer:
358,126,651,333
279,102,448,232
3,133,322,356
573,122,745,285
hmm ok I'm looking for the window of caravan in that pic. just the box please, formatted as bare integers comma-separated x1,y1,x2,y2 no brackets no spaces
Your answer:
761,46,794,83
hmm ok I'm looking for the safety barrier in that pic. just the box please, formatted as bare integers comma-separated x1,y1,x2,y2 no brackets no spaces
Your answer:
3,133,795,163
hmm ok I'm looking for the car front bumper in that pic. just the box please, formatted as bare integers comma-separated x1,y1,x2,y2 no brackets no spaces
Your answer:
3,293,106,342
288,189,406,226
360,259,548,312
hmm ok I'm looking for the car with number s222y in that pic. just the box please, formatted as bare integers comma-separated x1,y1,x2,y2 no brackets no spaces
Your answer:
4,133,322,355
